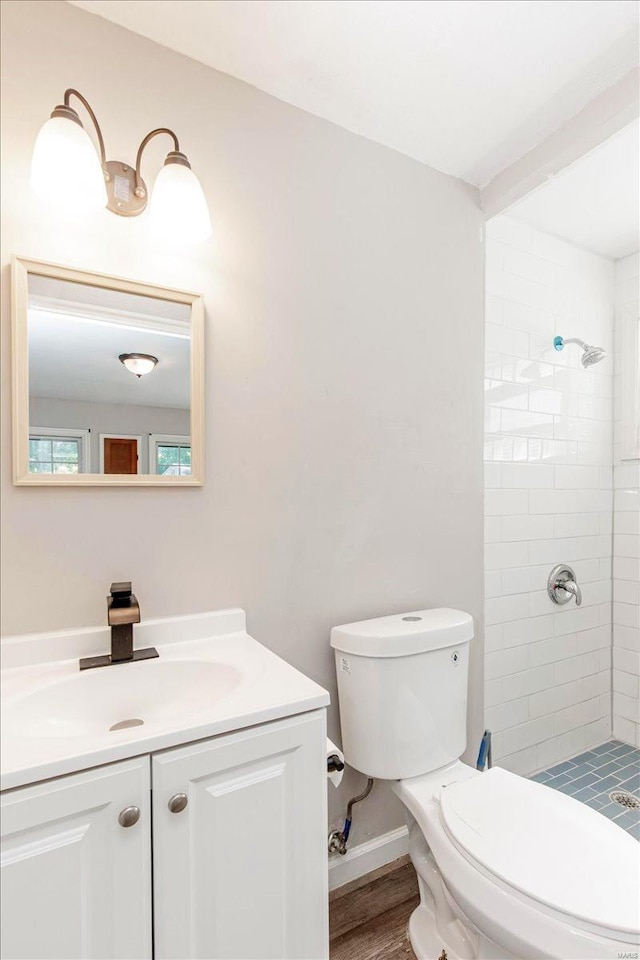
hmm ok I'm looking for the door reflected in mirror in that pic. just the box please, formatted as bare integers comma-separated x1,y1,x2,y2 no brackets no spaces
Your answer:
12,258,204,486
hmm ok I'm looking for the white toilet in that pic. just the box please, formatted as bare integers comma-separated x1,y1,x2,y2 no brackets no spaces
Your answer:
331,608,640,960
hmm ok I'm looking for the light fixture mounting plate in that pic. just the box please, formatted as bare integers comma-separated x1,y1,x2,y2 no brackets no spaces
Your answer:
103,160,147,217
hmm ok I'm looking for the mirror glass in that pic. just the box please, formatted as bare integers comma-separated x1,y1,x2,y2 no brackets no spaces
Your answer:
26,275,193,479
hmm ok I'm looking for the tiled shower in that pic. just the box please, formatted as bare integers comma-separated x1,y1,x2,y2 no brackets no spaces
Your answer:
612,254,640,747
484,215,639,775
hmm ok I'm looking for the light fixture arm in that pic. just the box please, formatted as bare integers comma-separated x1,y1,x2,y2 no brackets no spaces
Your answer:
62,88,107,165
33,87,211,239
134,128,187,197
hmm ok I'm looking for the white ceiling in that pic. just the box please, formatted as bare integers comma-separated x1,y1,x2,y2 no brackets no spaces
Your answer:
69,0,639,187
29,311,190,408
28,280,190,408
29,276,191,323
508,119,640,259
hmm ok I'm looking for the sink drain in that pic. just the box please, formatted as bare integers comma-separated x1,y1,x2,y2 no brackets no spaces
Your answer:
109,718,144,732
609,791,640,810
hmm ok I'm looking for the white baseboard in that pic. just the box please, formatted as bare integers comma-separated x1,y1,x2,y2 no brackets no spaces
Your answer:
328,825,409,891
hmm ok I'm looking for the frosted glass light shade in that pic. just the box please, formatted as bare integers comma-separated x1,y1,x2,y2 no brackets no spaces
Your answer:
149,162,212,245
31,116,107,214
119,353,158,378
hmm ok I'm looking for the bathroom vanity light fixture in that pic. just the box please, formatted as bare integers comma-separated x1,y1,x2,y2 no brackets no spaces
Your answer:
119,353,158,378
31,88,212,244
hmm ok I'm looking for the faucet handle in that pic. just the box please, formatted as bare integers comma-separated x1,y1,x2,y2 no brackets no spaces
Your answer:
548,564,582,607
110,581,133,606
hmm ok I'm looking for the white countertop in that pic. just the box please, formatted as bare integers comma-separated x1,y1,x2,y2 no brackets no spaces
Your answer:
1,609,329,791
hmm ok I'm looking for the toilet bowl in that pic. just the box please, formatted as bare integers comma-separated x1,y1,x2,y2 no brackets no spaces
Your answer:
394,761,639,959
331,609,640,960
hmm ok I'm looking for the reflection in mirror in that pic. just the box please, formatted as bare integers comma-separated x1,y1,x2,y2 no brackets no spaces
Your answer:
27,276,191,477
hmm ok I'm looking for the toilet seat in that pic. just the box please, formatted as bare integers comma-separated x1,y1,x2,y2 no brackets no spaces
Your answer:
395,762,640,958
440,766,640,941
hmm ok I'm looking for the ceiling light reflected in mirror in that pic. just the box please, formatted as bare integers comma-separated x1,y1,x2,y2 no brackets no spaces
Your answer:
11,258,205,487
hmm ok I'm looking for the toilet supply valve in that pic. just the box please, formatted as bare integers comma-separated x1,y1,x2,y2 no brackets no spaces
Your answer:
328,828,348,856
327,777,374,855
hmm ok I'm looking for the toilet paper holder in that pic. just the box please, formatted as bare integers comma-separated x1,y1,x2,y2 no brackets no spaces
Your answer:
327,753,345,773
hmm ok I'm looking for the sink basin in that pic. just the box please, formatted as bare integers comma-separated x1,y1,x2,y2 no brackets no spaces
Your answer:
7,659,242,739
1,609,330,791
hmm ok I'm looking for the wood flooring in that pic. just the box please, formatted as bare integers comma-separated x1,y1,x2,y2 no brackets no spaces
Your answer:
329,857,419,960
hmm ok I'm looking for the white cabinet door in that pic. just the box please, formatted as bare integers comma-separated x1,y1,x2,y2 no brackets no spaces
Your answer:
1,757,151,960
152,710,328,960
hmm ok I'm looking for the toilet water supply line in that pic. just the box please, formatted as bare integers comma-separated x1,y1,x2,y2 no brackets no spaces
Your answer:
328,731,491,856
328,778,375,855
477,729,492,771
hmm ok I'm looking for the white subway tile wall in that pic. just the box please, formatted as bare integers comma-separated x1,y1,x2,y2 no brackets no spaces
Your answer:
484,215,615,776
613,252,640,747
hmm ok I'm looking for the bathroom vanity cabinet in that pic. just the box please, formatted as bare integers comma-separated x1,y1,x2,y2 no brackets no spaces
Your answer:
1,711,327,960
1,755,152,959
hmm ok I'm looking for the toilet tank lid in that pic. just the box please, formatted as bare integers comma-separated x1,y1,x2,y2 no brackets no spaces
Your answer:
330,608,474,657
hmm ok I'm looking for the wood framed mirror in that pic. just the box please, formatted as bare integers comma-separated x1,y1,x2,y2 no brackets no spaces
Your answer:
11,257,204,486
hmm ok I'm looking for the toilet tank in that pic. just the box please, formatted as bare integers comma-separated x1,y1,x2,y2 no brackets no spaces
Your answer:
331,609,473,780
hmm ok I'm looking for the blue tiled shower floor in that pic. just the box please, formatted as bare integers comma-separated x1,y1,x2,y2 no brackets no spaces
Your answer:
530,740,640,839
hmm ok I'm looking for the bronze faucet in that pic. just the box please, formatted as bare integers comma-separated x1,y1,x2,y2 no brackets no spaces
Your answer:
79,581,159,670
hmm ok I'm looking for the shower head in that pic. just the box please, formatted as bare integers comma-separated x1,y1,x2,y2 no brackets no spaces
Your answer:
553,335,606,369
581,343,607,367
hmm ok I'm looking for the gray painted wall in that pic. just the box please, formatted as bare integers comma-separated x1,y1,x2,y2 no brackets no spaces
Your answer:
1,0,484,847
30,397,190,473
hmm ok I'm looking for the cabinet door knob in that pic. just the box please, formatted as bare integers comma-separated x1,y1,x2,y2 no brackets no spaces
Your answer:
168,793,188,814
118,805,141,828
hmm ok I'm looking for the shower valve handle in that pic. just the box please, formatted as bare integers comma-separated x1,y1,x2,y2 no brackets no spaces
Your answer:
548,564,582,606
